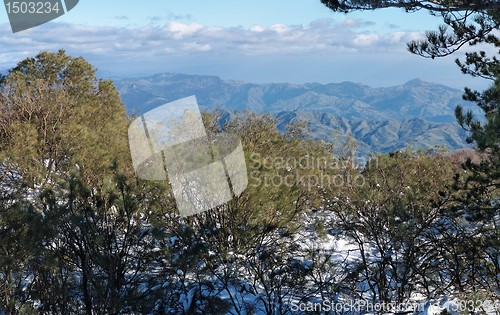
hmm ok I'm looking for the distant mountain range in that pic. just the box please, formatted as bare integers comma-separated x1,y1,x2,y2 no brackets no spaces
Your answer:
113,73,480,156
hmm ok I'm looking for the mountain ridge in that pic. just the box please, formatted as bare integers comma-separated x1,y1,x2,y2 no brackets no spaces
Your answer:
113,72,478,156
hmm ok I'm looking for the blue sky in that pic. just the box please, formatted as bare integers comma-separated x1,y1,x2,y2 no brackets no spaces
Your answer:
0,0,489,89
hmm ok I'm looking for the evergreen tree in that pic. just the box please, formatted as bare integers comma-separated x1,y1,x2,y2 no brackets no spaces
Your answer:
0,51,156,314
0,49,131,189
322,0,499,297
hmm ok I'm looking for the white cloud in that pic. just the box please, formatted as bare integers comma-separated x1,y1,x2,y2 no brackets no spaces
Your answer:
352,34,380,47
250,25,265,33
269,24,290,34
0,19,420,62
1,19,453,86
165,21,203,39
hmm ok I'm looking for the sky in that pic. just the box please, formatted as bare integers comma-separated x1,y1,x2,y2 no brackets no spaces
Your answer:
0,0,491,89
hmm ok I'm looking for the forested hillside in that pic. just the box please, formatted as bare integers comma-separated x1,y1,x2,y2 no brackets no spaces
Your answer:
0,51,498,314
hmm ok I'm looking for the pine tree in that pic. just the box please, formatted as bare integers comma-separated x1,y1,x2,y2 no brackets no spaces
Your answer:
0,51,155,314
0,49,131,189
322,0,499,297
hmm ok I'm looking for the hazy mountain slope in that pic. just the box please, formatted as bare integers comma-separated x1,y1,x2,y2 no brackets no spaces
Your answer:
274,111,468,157
114,73,477,155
